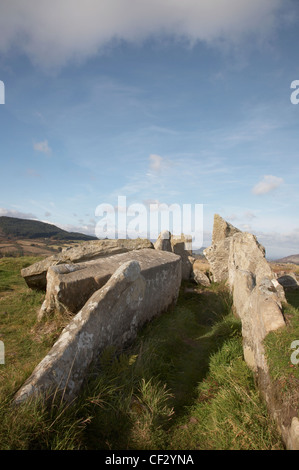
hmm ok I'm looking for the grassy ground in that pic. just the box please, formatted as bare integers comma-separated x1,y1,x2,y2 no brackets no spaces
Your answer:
264,289,299,415
0,238,82,258
270,262,299,277
0,257,70,397
0,257,284,450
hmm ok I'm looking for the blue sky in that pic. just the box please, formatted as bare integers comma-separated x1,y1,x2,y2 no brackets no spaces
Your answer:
0,0,299,258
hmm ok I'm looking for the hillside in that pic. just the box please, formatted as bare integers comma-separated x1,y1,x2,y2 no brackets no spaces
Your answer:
275,254,299,265
0,216,97,241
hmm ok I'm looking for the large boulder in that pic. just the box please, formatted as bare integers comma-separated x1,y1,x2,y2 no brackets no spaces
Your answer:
21,238,154,290
211,213,241,244
205,214,286,370
203,237,232,283
15,254,182,403
204,214,299,450
227,232,272,288
191,259,211,287
38,248,181,320
171,234,193,281
154,230,172,252
219,229,287,368
203,214,241,283
277,273,299,290
154,232,193,281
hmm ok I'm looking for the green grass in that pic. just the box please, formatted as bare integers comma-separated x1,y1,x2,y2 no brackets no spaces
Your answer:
0,256,42,292
0,260,284,450
264,290,299,414
169,339,282,450
0,256,69,396
77,284,281,451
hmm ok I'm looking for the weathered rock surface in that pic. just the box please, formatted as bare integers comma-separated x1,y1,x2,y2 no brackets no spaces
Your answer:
228,232,273,288
15,254,181,403
154,232,193,281
206,222,287,372
171,234,193,281
203,237,232,283
277,273,299,290
191,259,211,287
38,248,180,320
203,214,241,283
21,238,154,290
289,418,299,450
205,214,299,450
211,213,241,244
154,230,172,252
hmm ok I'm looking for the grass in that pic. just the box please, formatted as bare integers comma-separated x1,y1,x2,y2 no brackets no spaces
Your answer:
270,262,299,277
0,259,284,450
264,290,299,414
169,339,282,450
0,256,70,397
79,284,281,451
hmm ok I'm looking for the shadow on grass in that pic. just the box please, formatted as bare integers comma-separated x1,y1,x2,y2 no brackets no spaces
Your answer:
80,282,241,450
163,286,239,414
285,289,299,309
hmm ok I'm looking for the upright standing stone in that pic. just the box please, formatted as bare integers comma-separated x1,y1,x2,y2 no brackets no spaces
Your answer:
203,214,240,282
171,234,193,281
154,230,172,252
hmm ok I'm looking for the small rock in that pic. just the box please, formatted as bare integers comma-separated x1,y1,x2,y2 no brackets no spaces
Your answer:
192,260,211,287
277,274,298,290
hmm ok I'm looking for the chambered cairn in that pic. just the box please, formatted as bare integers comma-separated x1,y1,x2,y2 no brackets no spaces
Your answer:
16,237,186,403
15,221,299,449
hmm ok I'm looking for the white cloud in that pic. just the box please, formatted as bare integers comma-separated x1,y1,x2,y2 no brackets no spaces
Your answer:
0,208,37,219
33,139,51,154
0,0,285,68
244,210,257,220
226,214,238,222
55,222,96,236
255,229,299,259
149,154,163,172
252,175,284,195
239,223,252,231
26,168,41,178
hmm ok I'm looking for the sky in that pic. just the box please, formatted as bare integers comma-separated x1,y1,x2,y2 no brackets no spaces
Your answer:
0,0,299,258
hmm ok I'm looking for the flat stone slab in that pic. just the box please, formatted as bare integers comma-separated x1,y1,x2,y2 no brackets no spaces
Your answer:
39,248,181,319
15,254,182,403
21,238,154,290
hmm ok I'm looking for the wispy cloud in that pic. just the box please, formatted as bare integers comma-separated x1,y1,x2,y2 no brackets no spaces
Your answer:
244,210,257,220
26,168,41,178
33,139,51,155
56,222,96,236
252,175,284,195
227,210,257,222
255,228,299,258
149,154,163,172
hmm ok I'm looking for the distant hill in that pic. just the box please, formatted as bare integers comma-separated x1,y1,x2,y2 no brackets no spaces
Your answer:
192,247,207,255
0,216,97,241
275,254,299,265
